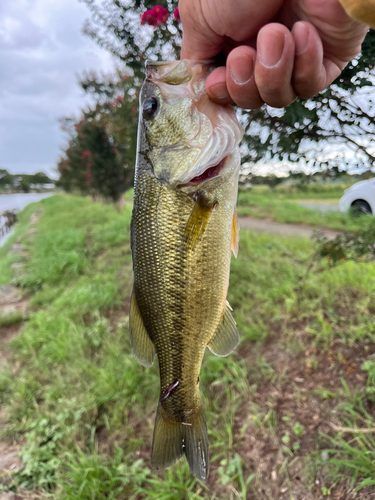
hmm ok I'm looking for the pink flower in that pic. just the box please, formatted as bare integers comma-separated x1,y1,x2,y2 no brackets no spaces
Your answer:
140,9,156,26
141,5,169,27
86,162,91,169
74,124,80,131
173,7,180,22
122,74,129,80
116,95,123,103
155,5,169,24
81,150,90,159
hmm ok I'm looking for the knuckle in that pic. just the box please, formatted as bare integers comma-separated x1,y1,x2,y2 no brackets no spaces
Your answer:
230,89,263,110
264,93,296,108
293,75,322,100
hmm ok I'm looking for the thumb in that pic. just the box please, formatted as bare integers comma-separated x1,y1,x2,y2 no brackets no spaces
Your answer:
179,0,224,59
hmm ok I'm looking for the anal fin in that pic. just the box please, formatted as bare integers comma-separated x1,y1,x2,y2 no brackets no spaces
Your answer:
231,207,239,258
183,194,216,252
129,292,155,368
207,302,239,357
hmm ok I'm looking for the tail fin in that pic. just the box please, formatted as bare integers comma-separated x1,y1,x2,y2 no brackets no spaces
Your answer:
151,403,209,482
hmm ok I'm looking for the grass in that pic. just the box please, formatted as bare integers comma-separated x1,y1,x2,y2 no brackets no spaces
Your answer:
237,190,373,231
246,182,353,199
0,193,374,498
0,311,26,327
294,198,339,204
0,202,43,286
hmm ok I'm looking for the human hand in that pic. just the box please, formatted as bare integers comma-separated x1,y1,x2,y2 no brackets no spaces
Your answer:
179,0,369,109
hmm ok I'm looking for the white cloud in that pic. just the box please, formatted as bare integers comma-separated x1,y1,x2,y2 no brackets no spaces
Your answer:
0,0,115,177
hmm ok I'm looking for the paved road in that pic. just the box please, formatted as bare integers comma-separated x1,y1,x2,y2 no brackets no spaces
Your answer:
238,217,341,240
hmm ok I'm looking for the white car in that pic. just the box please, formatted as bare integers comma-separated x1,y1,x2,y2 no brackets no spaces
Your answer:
339,180,375,215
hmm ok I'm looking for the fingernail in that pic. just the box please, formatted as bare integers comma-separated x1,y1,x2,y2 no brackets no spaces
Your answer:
229,54,254,85
294,22,309,55
258,30,286,68
209,83,230,100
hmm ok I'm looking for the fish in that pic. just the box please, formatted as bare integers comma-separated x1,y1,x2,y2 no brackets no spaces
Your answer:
130,59,244,482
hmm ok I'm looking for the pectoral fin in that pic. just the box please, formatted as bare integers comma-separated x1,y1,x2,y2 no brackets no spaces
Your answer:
231,207,239,258
207,302,239,357
129,292,155,368
183,194,216,252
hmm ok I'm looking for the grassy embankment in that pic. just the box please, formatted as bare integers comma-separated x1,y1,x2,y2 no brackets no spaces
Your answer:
237,184,374,232
0,194,375,499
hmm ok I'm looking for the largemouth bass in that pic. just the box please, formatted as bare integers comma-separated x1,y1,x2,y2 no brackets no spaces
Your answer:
130,60,244,482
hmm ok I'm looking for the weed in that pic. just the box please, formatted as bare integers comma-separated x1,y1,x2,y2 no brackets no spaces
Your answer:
313,387,338,401
217,454,257,500
59,446,148,500
321,410,375,492
0,311,25,327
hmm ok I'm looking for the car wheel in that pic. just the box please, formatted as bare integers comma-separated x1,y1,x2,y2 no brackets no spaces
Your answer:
350,200,372,216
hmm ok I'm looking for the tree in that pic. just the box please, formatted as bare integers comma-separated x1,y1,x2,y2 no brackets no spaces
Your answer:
17,178,31,193
241,32,375,171
31,172,52,186
81,1,375,173
57,72,138,202
81,1,181,79
0,169,14,189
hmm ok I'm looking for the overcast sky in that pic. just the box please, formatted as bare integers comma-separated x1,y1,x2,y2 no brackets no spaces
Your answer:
0,0,115,179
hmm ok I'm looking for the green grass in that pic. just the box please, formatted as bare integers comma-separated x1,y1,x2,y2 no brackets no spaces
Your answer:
237,190,372,231
0,311,26,327
0,202,43,286
123,188,134,203
0,193,374,498
246,182,353,198
319,403,375,493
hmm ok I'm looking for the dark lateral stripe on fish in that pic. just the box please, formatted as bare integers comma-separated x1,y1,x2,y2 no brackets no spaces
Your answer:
160,380,179,401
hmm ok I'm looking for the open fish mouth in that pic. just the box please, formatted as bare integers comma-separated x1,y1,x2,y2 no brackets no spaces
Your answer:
185,157,227,185
176,102,242,185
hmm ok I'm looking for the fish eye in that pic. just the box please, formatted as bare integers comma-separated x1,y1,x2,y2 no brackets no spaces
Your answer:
143,97,159,120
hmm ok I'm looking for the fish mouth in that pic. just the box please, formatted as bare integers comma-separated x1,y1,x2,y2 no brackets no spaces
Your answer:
187,157,227,185
146,60,214,87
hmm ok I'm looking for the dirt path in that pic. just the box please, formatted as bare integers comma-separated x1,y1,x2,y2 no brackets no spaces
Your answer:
238,217,341,240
